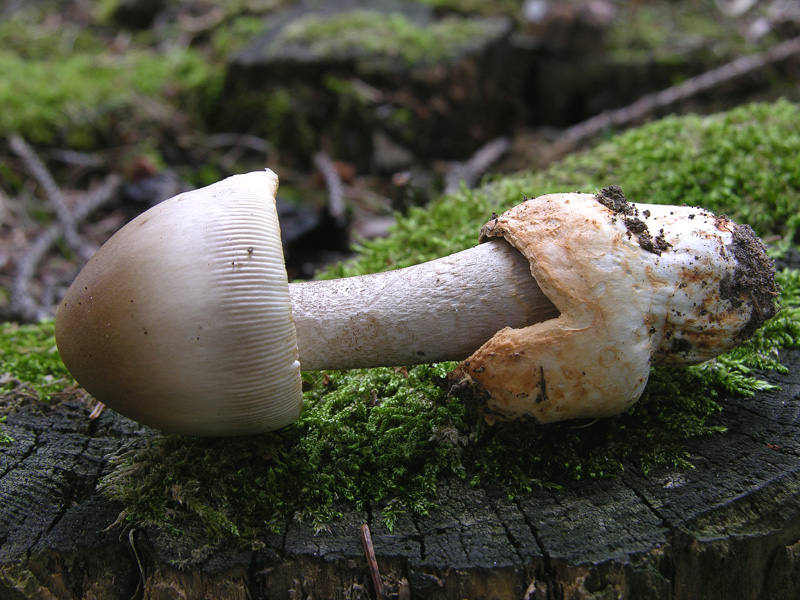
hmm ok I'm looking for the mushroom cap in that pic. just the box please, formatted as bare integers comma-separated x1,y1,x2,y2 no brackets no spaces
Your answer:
448,189,777,424
55,170,302,436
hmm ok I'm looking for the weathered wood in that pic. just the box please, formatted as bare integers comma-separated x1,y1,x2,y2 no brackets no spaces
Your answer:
2,349,800,599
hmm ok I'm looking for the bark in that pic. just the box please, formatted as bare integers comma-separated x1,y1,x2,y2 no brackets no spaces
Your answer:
2,350,800,600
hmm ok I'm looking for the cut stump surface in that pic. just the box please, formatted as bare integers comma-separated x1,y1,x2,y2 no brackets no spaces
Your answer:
2,350,800,599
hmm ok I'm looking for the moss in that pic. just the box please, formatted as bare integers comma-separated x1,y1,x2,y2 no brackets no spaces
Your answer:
0,322,72,404
274,10,499,67
101,363,463,536
0,417,12,445
5,101,800,544
0,321,75,443
415,0,522,15
0,8,221,147
606,0,778,63
0,45,218,146
210,14,271,57
328,100,800,278
95,101,800,542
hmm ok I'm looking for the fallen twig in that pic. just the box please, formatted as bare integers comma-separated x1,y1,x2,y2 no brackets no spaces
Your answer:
313,151,347,227
444,136,510,195
178,6,225,35
563,35,800,144
128,529,145,600
360,524,384,600
207,133,271,170
89,402,106,420
207,133,272,154
9,174,120,321
9,135,92,261
716,0,759,17
46,148,106,169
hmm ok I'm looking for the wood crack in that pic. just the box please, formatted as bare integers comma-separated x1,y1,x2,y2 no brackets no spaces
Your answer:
43,435,94,537
623,476,674,531
411,510,426,564
0,426,37,480
513,496,554,582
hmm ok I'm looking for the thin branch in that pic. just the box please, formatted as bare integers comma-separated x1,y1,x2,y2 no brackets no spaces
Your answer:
444,137,510,195
313,151,347,227
563,35,800,144
716,0,759,17
128,529,145,600
72,173,122,222
208,133,272,171
10,227,60,321
9,135,91,260
360,524,384,600
207,133,272,154
9,174,120,321
178,6,225,34
46,148,106,169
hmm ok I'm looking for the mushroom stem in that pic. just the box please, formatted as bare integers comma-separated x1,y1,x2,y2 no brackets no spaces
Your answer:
289,238,559,370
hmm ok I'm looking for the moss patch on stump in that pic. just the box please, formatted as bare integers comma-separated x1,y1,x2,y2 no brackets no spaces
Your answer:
2,101,800,544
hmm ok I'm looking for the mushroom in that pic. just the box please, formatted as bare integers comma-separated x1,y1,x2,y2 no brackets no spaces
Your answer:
55,172,778,436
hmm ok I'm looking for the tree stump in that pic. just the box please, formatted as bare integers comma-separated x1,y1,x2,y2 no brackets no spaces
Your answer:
2,348,800,599
220,0,517,167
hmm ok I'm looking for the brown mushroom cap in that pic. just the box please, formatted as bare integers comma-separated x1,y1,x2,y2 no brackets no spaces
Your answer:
55,171,302,436
448,189,778,424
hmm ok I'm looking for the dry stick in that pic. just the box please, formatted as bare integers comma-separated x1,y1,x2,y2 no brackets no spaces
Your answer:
207,133,272,154
360,524,384,600
11,228,64,320
10,174,120,321
444,136,511,195
563,35,800,144
46,148,106,169
88,401,106,420
178,6,225,34
715,0,759,18
313,151,347,227
128,529,145,600
208,133,271,170
9,135,91,261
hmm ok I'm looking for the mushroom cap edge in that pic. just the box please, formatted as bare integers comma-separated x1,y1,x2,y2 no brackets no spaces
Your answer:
55,170,303,436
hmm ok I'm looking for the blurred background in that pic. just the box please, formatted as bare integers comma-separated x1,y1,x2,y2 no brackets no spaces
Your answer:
1,0,798,322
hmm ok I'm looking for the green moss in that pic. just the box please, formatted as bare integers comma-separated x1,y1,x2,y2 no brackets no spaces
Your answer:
101,363,463,535
0,10,220,146
95,101,800,543
100,262,800,539
5,101,800,544
0,417,12,445
0,320,74,446
0,321,72,404
415,0,522,15
329,100,800,278
606,0,777,62
274,10,498,67
210,15,269,57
